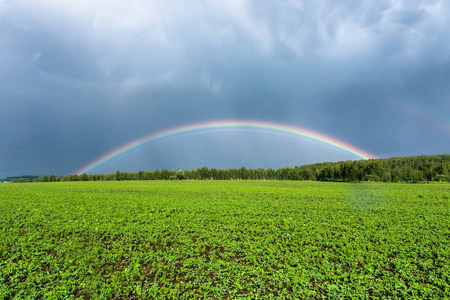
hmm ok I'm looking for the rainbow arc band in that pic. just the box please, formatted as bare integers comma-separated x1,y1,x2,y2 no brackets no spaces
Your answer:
76,120,375,174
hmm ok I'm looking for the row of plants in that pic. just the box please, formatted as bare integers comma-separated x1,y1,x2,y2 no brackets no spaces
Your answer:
1,181,448,298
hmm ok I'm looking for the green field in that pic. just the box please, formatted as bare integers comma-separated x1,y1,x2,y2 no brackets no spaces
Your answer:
1,181,449,299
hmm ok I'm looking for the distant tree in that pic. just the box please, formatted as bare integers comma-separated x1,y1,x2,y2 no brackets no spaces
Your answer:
43,176,49,182
79,173,89,181
383,171,392,182
49,175,55,182
161,169,172,180
300,168,315,180
197,167,210,180
412,170,425,182
121,172,129,181
318,166,333,181
432,174,450,182
176,170,186,180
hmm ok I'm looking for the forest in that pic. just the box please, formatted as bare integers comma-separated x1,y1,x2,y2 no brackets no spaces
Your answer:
10,154,450,183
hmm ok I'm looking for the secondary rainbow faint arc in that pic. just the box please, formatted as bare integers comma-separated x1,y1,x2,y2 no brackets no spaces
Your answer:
76,120,375,174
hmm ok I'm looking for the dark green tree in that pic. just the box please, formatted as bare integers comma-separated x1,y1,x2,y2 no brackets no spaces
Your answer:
79,173,89,181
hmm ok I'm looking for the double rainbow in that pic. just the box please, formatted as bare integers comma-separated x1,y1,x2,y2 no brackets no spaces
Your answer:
76,120,375,174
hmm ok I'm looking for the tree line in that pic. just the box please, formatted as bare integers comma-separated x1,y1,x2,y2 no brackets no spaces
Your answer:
10,154,450,183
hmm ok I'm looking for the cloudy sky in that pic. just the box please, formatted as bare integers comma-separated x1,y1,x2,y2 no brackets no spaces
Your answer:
1,0,449,176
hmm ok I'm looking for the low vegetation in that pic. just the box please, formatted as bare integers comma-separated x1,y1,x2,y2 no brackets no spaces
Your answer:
1,181,448,298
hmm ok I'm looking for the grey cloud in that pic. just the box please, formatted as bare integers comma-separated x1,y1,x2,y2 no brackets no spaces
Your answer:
0,0,449,176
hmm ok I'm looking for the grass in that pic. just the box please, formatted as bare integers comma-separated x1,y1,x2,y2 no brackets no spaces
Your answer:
0,181,449,299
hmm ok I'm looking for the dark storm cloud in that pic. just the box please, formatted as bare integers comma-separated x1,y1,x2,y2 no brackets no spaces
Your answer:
1,0,449,176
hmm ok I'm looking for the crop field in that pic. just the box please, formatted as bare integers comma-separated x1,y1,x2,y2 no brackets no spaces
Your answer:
0,181,449,299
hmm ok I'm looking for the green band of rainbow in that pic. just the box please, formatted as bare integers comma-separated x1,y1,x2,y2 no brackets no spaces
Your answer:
76,120,375,174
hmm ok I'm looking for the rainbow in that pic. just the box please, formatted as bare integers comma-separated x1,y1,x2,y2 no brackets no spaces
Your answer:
396,102,450,136
76,120,375,174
